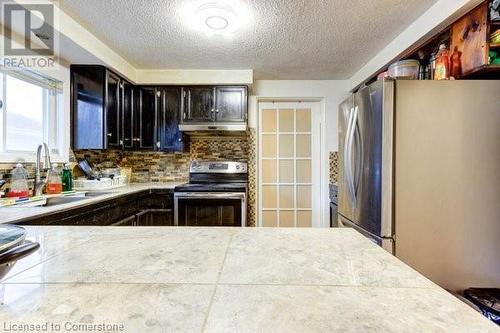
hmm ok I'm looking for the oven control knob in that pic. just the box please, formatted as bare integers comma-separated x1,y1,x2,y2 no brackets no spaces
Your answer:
236,165,240,170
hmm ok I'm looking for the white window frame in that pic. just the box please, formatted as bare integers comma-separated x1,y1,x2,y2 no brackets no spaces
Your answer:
0,69,66,163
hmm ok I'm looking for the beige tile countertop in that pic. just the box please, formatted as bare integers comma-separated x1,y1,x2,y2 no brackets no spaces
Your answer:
0,182,184,224
0,227,497,333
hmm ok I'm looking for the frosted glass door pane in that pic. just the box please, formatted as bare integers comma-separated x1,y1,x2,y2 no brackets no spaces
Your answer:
297,211,312,227
279,186,294,208
262,109,277,132
279,109,294,132
262,135,277,157
279,160,294,183
297,185,312,208
259,103,318,228
262,186,277,208
262,211,277,227
296,160,311,183
279,134,294,157
279,211,295,227
296,108,311,132
262,159,277,183
296,134,311,157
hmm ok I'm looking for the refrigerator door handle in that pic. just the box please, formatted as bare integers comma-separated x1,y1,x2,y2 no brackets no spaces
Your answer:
343,107,355,208
353,106,363,201
348,106,359,208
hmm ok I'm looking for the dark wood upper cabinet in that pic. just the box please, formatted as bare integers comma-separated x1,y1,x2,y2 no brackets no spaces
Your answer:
137,87,158,150
72,65,247,151
71,66,105,149
184,87,215,122
159,87,184,152
215,86,247,122
71,65,124,150
182,86,248,124
105,71,121,148
121,81,135,150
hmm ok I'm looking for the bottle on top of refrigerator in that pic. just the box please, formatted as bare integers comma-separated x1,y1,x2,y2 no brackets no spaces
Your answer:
7,163,30,198
46,163,63,194
62,163,73,192
434,44,450,80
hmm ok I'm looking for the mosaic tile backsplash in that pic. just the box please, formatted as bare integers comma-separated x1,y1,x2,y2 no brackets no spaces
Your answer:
329,151,339,184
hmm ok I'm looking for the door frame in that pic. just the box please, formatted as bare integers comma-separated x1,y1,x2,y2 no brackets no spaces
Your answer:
256,98,327,227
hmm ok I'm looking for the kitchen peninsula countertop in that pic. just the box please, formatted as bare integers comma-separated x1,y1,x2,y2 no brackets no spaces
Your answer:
0,182,184,224
0,227,497,333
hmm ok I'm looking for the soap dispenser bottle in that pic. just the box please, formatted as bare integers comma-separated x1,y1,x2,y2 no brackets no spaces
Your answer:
62,163,73,192
7,163,30,198
46,163,63,194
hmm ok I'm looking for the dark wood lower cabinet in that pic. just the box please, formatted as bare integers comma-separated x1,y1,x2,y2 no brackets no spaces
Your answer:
112,215,137,226
15,190,174,226
136,209,173,226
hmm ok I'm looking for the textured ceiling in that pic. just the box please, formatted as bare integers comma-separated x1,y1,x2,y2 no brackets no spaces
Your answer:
58,0,438,79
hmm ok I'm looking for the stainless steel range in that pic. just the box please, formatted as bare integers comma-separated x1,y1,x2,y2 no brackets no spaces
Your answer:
174,161,247,227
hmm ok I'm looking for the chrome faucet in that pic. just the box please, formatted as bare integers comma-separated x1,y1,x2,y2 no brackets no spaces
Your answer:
34,143,52,196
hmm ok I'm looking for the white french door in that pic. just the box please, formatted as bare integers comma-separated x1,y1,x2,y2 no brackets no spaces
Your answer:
258,102,322,227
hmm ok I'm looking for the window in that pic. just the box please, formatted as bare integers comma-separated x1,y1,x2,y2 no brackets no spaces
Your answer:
0,69,63,160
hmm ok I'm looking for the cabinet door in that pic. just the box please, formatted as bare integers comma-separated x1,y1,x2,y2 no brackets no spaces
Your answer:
105,71,121,148
138,87,158,150
449,2,488,77
184,87,214,122
71,66,105,149
215,86,247,122
159,87,184,151
136,209,173,226
122,81,135,150
111,215,136,226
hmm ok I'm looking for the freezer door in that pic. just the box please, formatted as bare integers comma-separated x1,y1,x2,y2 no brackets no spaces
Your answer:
351,81,384,236
338,215,394,253
338,95,355,222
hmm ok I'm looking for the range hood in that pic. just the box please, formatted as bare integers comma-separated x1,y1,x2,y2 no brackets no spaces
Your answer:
179,123,247,132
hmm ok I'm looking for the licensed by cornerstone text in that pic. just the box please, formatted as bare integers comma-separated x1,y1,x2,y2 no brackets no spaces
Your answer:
3,321,125,332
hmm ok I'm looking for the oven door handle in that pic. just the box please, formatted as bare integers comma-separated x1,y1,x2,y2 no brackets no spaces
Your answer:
174,192,246,200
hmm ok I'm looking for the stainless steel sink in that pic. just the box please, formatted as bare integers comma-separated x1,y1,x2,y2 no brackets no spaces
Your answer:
43,191,111,206
84,191,114,197
44,195,88,206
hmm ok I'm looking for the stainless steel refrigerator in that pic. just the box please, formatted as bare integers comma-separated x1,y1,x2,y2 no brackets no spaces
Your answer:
338,79,394,252
338,79,500,291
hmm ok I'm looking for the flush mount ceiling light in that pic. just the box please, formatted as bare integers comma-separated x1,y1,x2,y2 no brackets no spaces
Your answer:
181,0,251,37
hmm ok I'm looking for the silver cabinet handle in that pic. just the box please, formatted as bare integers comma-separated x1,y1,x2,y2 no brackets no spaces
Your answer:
107,133,112,137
